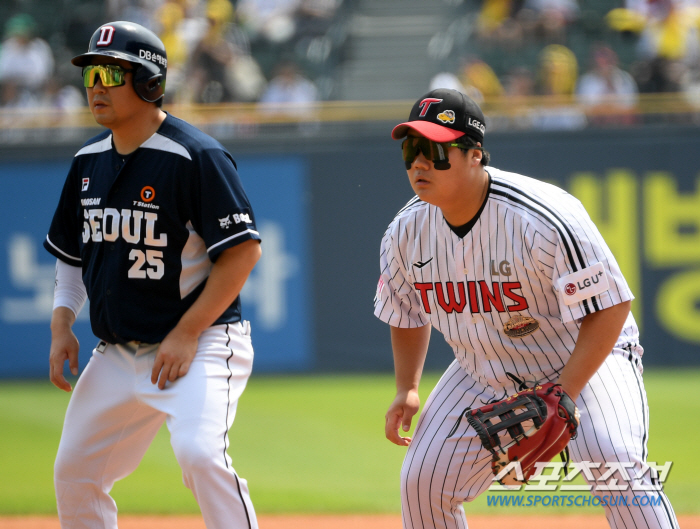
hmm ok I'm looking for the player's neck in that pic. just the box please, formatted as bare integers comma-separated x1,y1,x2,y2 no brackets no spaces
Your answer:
111,108,167,155
440,168,489,226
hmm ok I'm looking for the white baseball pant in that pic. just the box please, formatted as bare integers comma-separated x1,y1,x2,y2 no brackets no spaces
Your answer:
54,322,257,529
400,349,679,529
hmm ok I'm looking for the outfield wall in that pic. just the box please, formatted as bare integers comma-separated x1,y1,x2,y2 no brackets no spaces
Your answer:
1,124,699,377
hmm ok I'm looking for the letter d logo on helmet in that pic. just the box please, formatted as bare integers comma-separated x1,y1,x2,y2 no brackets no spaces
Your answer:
72,21,167,104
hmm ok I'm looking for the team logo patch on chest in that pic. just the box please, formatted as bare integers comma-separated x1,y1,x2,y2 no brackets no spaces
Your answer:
503,315,540,338
132,186,159,210
141,186,155,202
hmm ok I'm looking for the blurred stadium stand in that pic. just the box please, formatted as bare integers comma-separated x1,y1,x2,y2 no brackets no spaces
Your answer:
0,0,699,106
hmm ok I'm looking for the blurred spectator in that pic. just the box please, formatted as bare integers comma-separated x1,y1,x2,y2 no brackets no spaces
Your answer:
158,2,190,68
237,0,301,44
477,0,578,45
608,0,700,93
537,43,578,96
460,58,505,101
259,60,318,114
521,0,579,42
291,0,342,73
294,0,341,39
534,44,586,129
577,45,639,108
184,0,266,103
631,55,688,92
477,0,522,33
0,14,55,107
429,72,470,95
636,0,700,63
429,71,486,104
504,66,536,100
39,77,85,111
186,1,236,103
106,0,159,29
501,66,537,129
156,1,190,101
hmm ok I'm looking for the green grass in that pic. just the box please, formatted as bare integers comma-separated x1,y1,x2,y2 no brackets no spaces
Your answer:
0,369,697,515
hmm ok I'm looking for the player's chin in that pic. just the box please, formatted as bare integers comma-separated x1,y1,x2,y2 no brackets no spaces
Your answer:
91,111,115,126
411,184,435,202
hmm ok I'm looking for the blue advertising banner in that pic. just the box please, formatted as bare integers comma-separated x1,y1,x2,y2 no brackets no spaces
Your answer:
236,156,312,371
0,155,311,377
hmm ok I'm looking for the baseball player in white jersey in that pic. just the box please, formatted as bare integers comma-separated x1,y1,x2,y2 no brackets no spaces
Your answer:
46,22,260,528
374,88,679,529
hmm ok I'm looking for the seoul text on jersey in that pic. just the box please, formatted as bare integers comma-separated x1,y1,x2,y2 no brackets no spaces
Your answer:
82,207,167,246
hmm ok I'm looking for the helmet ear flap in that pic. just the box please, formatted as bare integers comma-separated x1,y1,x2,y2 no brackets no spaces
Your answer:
132,67,164,103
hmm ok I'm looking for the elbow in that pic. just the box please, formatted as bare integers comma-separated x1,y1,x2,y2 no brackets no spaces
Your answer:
251,239,262,264
617,299,632,317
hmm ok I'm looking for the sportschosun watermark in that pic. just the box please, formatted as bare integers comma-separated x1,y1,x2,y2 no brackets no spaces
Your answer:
485,461,672,508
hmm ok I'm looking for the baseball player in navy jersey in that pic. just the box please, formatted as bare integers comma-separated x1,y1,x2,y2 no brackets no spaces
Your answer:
45,21,260,529
374,88,678,529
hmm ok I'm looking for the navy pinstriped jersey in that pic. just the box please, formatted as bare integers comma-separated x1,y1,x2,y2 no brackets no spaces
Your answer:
374,167,637,389
44,113,261,345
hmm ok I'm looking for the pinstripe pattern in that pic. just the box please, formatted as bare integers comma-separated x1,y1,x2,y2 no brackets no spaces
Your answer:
402,353,679,529
375,167,636,389
375,167,677,529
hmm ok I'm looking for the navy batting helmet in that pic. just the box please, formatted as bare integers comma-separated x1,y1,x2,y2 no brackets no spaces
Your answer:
72,21,167,103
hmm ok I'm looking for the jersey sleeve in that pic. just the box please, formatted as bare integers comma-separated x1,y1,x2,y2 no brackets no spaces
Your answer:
44,163,82,266
373,225,429,328
193,148,261,261
534,197,634,324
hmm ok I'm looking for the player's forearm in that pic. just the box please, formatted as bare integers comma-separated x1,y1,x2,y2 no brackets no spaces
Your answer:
557,300,631,400
51,306,77,334
390,324,431,393
173,240,261,338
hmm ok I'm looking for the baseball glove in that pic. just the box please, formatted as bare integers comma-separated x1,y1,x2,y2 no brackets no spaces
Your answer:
449,379,579,485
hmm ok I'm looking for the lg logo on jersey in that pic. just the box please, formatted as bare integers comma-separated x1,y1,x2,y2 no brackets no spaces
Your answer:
565,271,604,294
558,262,610,306
414,281,528,314
490,260,512,276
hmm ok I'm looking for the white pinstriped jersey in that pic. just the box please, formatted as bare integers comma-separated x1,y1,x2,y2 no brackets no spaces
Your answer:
374,167,638,389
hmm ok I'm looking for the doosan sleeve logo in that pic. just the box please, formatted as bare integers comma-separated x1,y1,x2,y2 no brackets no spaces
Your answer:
218,210,252,230
557,262,609,306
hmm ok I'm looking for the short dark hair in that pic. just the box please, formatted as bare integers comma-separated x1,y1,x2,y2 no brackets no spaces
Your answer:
458,136,490,166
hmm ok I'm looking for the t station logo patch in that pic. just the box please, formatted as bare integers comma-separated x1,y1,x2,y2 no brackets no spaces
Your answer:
141,186,155,202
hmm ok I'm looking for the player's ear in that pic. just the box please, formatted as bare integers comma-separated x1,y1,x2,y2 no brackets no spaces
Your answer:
472,146,483,165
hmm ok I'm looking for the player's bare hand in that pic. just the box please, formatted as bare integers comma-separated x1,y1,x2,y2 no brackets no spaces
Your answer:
151,328,199,390
49,312,80,393
385,389,420,446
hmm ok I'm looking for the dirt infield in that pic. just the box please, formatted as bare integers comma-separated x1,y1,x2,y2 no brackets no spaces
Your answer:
1,515,699,529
